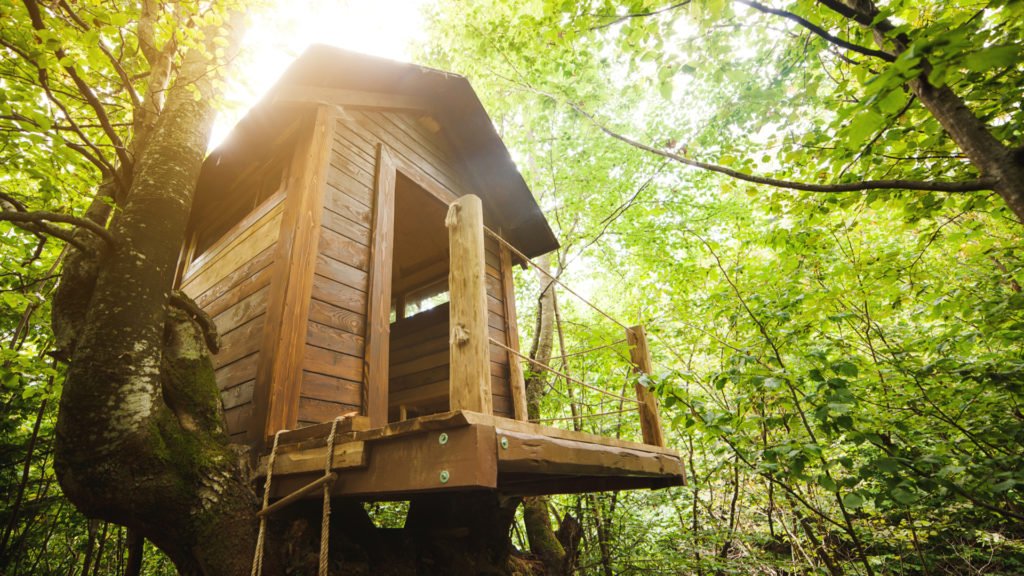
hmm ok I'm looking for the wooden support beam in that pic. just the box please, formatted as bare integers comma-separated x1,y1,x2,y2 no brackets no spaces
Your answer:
258,441,367,476
446,195,493,415
364,144,397,428
496,430,678,477
626,325,665,447
499,245,528,421
273,85,429,112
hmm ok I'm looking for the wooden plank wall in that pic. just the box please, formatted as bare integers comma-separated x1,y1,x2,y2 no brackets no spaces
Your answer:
485,236,514,417
180,194,285,441
299,108,516,424
388,303,449,417
298,116,374,427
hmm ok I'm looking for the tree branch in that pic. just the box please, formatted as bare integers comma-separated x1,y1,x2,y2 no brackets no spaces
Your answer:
736,0,894,62
56,0,143,111
21,0,133,171
168,291,222,354
0,38,119,179
0,209,114,248
571,104,995,194
590,0,694,31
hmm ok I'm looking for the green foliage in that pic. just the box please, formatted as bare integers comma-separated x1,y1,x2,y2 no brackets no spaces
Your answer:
421,0,1024,573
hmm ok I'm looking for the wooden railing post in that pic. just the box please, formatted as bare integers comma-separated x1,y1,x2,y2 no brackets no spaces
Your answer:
446,195,493,414
626,325,665,447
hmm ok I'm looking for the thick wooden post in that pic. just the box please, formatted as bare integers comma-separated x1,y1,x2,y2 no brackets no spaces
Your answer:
626,325,665,447
446,195,493,415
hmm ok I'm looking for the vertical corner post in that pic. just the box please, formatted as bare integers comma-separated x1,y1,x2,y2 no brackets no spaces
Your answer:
500,244,528,421
365,144,397,429
626,324,665,447
252,106,333,445
446,194,493,415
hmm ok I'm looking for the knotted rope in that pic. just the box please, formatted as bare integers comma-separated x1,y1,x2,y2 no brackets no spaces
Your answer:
319,416,344,576
251,429,284,576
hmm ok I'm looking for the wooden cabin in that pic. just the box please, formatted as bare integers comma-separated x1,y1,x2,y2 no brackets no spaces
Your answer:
177,46,684,500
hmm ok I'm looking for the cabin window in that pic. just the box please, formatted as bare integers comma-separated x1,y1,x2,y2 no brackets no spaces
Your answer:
191,157,288,258
402,279,449,317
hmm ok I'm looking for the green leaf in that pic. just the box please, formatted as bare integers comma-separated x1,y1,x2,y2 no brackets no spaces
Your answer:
842,492,865,509
875,458,900,473
891,487,917,504
877,90,908,115
832,361,858,378
845,111,884,145
964,45,1022,73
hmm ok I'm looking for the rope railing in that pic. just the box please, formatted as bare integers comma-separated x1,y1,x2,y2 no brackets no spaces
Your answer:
483,226,630,331
547,337,628,362
532,408,636,423
490,337,640,405
475,217,664,446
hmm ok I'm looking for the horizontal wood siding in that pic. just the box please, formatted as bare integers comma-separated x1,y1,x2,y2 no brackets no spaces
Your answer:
389,305,450,419
486,235,513,418
180,197,284,440
295,110,518,424
297,121,373,426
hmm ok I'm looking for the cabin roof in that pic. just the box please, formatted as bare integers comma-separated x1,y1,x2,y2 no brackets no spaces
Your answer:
199,44,558,259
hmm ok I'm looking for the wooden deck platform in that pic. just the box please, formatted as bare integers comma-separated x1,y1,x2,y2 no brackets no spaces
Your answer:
259,411,685,500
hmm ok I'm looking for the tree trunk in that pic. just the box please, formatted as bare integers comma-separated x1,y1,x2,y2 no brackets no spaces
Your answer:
520,254,577,575
51,28,261,573
843,0,1024,221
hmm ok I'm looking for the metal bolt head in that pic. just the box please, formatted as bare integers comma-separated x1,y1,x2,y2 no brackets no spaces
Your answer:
500,437,509,450
439,470,450,484
438,432,449,445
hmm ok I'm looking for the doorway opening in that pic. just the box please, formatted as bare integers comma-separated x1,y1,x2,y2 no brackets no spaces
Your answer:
386,173,451,422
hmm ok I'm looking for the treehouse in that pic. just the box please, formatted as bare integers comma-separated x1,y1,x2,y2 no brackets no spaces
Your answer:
175,45,684,501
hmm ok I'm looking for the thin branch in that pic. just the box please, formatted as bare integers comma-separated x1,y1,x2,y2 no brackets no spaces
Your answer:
22,0,132,171
590,0,694,30
838,94,917,177
569,104,995,194
56,0,143,110
0,210,114,246
0,38,118,178
737,0,894,61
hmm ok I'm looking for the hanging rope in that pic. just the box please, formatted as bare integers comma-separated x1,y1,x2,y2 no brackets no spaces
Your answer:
251,429,285,576
482,226,630,331
490,337,640,404
319,415,344,576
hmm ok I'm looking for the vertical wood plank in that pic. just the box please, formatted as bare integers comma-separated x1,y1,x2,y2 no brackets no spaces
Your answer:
446,195,492,415
626,325,665,447
500,244,528,421
251,106,335,444
364,144,397,428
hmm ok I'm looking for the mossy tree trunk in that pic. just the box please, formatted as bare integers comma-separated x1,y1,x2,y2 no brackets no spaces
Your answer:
50,23,265,573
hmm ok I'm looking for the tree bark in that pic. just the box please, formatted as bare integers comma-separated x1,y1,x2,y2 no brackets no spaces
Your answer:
839,0,1024,221
52,27,261,575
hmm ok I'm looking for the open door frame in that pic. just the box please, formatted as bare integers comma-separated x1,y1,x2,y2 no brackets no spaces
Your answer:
364,144,459,428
